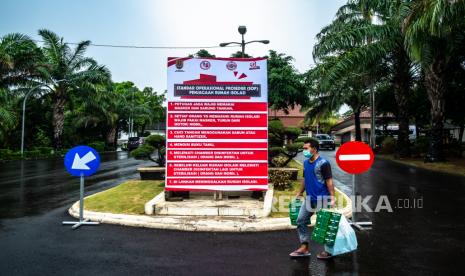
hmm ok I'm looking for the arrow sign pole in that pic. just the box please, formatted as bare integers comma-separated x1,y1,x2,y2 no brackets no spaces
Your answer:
63,146,100,230
79,173,84,222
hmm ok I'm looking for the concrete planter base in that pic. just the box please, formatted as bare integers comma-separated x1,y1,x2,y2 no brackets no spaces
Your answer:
137,167,165,180
68,185,352,232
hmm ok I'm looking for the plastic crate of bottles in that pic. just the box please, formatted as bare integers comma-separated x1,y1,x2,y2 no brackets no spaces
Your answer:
311,210,342,245
289,199,311,226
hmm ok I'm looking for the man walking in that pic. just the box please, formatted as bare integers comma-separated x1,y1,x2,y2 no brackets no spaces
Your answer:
289,138,336,259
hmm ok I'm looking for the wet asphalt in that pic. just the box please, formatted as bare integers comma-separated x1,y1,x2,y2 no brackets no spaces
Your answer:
1,150,465,275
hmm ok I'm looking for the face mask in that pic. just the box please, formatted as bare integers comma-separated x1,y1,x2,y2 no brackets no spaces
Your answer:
303,149,313,159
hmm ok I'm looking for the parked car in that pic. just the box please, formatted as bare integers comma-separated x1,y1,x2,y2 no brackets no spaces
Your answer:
127,137,145,151
314,134,336,150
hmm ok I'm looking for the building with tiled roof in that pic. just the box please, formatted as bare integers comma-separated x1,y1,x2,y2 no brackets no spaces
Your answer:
268,105,308,128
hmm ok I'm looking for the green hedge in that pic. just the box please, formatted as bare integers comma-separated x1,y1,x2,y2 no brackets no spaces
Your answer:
380,136,396,154
0,147,59,161
88,141,105,152
284,127,302,140
269,169,293,191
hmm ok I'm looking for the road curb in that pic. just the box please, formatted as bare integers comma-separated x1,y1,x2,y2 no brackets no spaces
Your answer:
69,202,295,232
67,187,352,232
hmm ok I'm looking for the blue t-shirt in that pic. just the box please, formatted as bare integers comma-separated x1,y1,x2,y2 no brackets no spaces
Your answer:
304,156,332,202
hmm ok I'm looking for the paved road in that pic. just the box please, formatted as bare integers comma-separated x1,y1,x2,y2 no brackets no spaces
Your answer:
1,151,465,275
0,151,153,218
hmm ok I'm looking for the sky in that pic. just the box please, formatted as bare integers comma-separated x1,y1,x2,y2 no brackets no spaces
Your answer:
0,0,346,93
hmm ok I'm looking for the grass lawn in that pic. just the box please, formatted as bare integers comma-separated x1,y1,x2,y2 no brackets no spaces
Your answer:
83,158,350,218
287,159,303,178
377,154,465,177
85,180,164,215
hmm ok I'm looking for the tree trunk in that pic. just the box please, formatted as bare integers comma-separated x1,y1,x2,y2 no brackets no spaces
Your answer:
141,122,147,136
459,123,464,145
459,123,464,158
354,109,362,141
114,125,120,150
106,126,117,150
393,48,412,158
424,60,447,162
52,95,66,150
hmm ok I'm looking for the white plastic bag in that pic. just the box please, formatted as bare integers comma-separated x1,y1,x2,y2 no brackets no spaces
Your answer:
324,215,358,256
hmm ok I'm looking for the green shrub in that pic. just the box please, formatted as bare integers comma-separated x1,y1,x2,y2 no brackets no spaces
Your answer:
88,141,105,152
412,136,430,156
8,152,22,160
145,134,165,147
268,133,282,147
294,137,308,143
269,169,292,191
34,129,52,147
380,136,396,154
34,146,53,155
285,127,302,141
268,119,284,135
130,135,167,166
131,144,155,159
271,155,288,167
285,142,304,154
24,150,41,159
445,140,462,157
142,131,151,137
269,147,285,159
0,149,23,160
0,149,12,160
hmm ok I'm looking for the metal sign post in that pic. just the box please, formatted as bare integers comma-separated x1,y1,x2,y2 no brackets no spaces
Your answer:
336,142,374,231
62,173,99,229
350,174,372,231
62,146,101,230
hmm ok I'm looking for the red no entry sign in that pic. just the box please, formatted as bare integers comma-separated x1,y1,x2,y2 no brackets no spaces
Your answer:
336,141,374,174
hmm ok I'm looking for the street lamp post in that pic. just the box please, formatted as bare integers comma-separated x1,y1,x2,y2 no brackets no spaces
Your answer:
219,25,269,57
370,86,376,149
21,84,43,157
21,80,65,156
219,26,269,201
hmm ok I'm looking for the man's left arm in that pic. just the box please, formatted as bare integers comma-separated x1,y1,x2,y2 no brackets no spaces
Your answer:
325,178,336,207
322,162,336,207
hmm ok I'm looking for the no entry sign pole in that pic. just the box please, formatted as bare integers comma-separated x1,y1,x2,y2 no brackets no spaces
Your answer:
62,146,101,230
336,141,374,231
350,174,372,230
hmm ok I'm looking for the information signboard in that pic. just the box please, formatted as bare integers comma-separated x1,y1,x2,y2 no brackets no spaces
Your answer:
166,57,268,191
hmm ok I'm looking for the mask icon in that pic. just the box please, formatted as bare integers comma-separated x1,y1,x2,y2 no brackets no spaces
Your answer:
303,150,313,159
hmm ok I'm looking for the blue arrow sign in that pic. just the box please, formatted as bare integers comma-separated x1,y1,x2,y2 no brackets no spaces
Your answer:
64,146,100,177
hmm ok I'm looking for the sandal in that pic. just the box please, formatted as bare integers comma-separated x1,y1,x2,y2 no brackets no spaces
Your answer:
316,251,333,260
289,250,311,258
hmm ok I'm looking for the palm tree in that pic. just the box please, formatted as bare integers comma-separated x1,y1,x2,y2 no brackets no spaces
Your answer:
312,0,415,156
72,84,123,149
35,29,111,149
305,58,370,141
0,33,41,88
268,50,308,113
0,33,42,147
402,0,465,161
0,88,17,146
137,87,165,135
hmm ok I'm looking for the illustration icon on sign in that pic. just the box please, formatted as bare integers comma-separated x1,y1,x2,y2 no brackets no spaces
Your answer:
64,145,100,177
